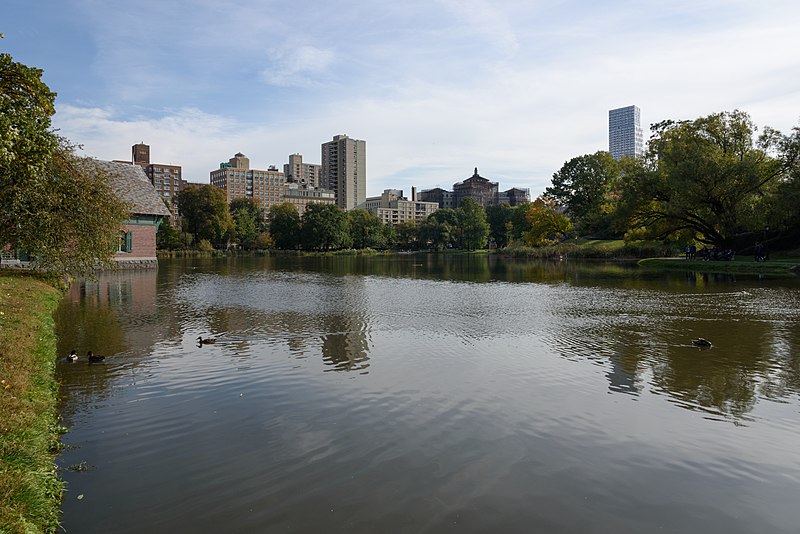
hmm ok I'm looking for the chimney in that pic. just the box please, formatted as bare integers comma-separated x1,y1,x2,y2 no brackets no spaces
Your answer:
411,186,416,202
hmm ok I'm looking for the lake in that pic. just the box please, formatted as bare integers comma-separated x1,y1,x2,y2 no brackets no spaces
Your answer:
55,254,800,533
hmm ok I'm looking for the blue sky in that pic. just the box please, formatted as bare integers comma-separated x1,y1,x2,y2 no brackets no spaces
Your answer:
4,0,799,196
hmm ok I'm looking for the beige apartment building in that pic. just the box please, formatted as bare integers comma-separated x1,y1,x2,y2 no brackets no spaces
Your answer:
283,182,337,215
362,188,438,225
284,153,322,188
321,134,366,211
210,153,285,219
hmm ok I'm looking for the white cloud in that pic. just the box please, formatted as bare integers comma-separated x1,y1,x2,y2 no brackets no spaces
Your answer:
39,0,800,199
262,45,336,87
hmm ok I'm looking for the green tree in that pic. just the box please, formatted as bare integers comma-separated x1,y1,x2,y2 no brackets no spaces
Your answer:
229,197,267,233
418,216,451,250
429,208,459,248
1,52,129,275
347,209,386,249
486,204,514,247
301,203,350,251
615,111,788,248
764,125,800,235
176,185,234,248
269,203,301,249
156,218,184,250
546,151,620,237
524,196,573,246
457,198,489,250
229,197,265,249
395,220,419,250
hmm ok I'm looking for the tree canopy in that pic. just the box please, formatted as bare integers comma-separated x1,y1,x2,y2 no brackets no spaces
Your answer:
300,203,350,251
1,52,129,275
546,151,620,237
269,203,302,250
524,196,573,246
614,111,789,247
457,198,490,250
176,185,234,247
229,197,266,249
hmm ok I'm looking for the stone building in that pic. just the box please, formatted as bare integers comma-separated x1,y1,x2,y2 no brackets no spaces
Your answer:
453,168,499,208
361,188,439,225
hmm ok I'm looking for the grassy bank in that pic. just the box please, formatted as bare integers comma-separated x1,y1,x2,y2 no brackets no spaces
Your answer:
638,257,800,275
0,274,64,533
500,239,677,259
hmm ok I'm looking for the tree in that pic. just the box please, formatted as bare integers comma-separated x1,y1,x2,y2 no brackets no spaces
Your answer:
347,209,386,249
157,217,185,250
176,185,234,248
524,196,573,246
269,203,301,249
457,197,489,250
229,197,267,232
300,203,350,251
229,197,266,249
615,111,788,248
429,208,459,249
418,216,451,250
1,52,129,275
546,151,620,237
764,125,800,235
395,220,419,250
486,204,515,247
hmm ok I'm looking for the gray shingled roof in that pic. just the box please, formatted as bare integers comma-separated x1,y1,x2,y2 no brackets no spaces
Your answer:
93,159,171,217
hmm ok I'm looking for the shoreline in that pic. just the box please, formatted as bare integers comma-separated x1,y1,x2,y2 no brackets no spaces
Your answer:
637,257,800,276
0,274,64,533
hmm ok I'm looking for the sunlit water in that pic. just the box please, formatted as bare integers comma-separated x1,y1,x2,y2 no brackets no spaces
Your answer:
55,255,800,533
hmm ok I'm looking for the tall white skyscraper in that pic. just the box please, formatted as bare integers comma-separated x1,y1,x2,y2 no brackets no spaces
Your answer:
321,134,366,211
608,105,643,160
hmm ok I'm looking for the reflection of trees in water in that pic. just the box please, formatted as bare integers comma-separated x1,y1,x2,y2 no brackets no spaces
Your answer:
633,317,797,419
54,271,162,426
321,322,370,372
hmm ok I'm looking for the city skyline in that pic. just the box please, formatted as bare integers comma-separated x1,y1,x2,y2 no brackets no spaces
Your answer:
4,1,799,197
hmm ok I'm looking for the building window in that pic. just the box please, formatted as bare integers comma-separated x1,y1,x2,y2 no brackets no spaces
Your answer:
118,231,132,253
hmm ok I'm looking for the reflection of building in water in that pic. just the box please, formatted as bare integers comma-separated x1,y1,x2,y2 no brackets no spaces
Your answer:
318,277,370,372
57,270,162,357
606,353,640,395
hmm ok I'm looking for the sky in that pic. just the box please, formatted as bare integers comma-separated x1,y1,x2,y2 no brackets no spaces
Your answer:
4,0,800,197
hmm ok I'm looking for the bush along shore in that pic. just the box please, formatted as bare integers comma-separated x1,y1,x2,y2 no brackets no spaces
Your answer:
499,239,677,260
0,274,65,533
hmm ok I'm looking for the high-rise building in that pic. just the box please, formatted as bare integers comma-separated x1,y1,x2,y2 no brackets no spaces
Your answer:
321,134,366,211
115,143,184,224
608,105,643,160
210,153,285,219
284,153,322,188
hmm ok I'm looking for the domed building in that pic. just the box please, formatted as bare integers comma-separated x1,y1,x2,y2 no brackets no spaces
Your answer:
453,168,499,208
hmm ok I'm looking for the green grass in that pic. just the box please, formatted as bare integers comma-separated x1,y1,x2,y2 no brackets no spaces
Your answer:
0,274,64,534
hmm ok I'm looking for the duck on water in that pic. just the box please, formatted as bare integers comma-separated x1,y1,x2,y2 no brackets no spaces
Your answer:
197,336,217,346
87,351,106,362
692,338,713,348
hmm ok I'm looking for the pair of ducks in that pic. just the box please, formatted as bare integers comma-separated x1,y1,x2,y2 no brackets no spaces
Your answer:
66,350,105,363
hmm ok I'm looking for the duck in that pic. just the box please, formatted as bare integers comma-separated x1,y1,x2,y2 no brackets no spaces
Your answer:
691,338,713,348
87,351,106,362
197,336,217,345
66,350,78,362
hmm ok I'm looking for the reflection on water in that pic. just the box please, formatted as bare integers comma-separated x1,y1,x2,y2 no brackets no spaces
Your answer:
55,255,800,533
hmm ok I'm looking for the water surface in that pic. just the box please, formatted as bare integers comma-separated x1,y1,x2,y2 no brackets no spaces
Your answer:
55,255,800,533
